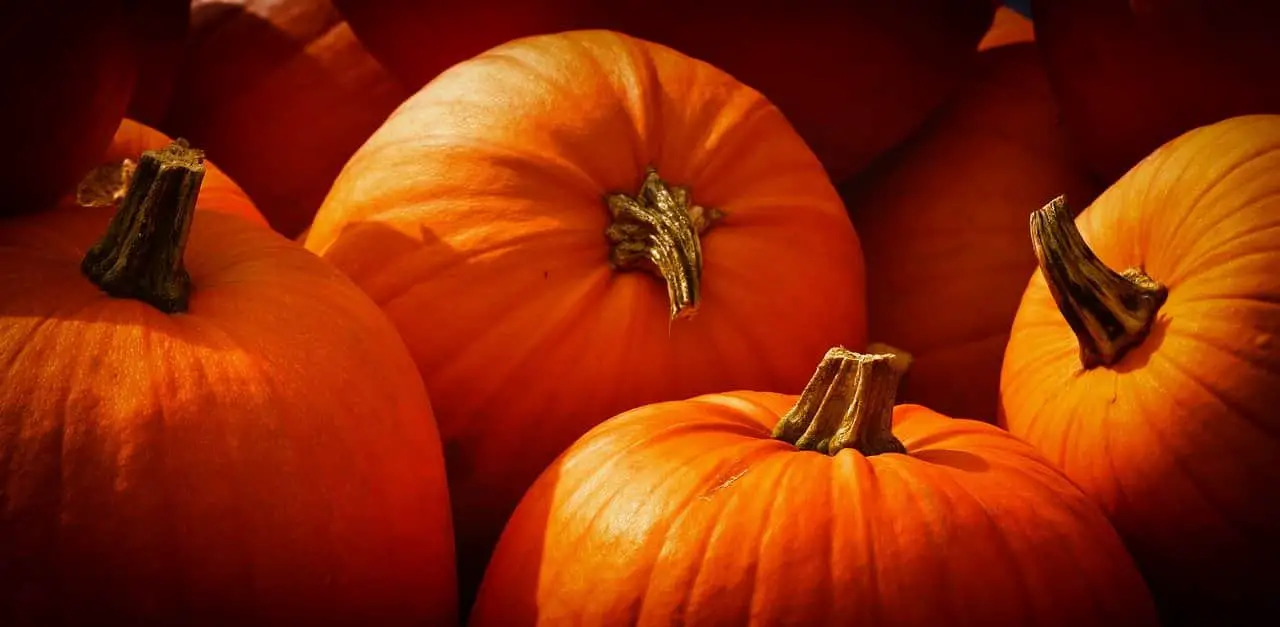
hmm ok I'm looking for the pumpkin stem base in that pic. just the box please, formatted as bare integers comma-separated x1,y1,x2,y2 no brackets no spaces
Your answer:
772,346,911,457
1031,196,1168,369
605,167,723,320
81,139,205,314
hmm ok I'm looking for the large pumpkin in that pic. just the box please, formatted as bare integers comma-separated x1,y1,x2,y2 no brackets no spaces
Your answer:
80,118,268,226
999,115,1280,625
304,29,867,607
161,0,408,237
1032,0,1280,183
0,2,137,214
331,0,996,182
843,43,1095,423
0,140,458,625
471,347,1159,626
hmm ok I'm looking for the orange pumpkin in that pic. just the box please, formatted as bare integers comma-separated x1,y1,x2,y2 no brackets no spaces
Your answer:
978,5,1034,50
843,43,1095,423
1032,0,1280,182
1000,115,1280,625
305,30,867,606
82,118,268,226
0,1,137,214
331,0,996,182
161,0,408,237
472,347,1159,626
0,140,458,625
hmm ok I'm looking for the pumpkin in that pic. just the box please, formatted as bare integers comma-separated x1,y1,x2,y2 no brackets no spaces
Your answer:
1032,0,1280,183
80,118,268,226
331,0,997,182
124,0,192,125
0,1,137,214
0,140,458,625
999,115,1280,625
978,5,1034,50
842,43,1095,423
161,0,408,237
304,29,867,608
471,347,1159,626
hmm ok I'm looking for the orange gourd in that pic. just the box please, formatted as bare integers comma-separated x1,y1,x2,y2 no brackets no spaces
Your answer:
331,0,996,182
85,118,268,226
1032,0,1280,182
124,0,191,125
0,141,458,625
1000,115,1280,625
978,5,1034,50
473,348,1159,626
0,2,137,214
843,43,1095,422
161,0,408,237
305,30,867,605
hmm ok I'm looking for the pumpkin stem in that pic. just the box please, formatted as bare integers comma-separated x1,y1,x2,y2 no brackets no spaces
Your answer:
1030,196,1168,369
772,346,912,456
80,139,205,314
605,167,723,320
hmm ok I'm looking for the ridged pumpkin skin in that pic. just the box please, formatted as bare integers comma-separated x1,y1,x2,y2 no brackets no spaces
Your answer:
1000,115,1280,624
0,2,136,214
305,29,866,605
161,0,408,237
331,0,996,182
844,44,1095,423
0,151,457,625
99,118,268,226
1032,0,1280,183
472,391,1158,626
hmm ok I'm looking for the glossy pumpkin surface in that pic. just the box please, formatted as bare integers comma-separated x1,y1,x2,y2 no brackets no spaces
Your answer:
844,43,1094,422
305,29,867,604
0,141,457,626
473,349,1158,626
1000,114,1280,624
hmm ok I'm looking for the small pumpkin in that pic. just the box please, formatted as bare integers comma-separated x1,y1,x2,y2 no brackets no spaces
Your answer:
305,29,867,606
331,0,997,182
0,141,458,625
81,118,268,226
1031,0,1280,182
471,347,1159,626
161,0,408,237
978,5,1034,50
0,1,137,214
843,43,1095,422
1000,115,1280,624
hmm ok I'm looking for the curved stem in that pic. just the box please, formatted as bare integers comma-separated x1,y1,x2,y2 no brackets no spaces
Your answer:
772,346,912,456
605,167,723,320
1030,196,1168,369
80,139,205,314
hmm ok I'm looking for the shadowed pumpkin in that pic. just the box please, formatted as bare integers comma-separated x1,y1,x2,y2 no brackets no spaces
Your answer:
471,348,1159,626
304,29,867,608
0,141,458,626
1000,114,1280,625
843,43,1094,422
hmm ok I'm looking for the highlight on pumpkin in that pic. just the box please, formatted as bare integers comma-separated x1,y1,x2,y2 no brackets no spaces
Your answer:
605,167,724,320
1029,195,1168,368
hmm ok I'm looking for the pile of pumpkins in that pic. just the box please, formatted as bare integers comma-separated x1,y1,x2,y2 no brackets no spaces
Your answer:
2,1,1277,625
